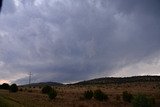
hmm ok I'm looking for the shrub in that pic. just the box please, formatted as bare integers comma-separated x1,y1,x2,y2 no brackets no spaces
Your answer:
19,88,23,91
84,90,93,100
42,85,52,94
132,94,155,107
28,89,32,93
94,89,108,101
116,94,121,101
122,91,133,103
48,89,57,100
10,84,18,92
1,83,10,90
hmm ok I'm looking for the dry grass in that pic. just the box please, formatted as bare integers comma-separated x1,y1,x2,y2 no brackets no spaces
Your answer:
0,82,160,107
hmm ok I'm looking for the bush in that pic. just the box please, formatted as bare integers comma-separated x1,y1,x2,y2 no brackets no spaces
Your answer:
48,89,57,100
42,85,52,94
28,89,32,93
10,84,18,92
116,95,121,101
42,86,57,100
19,88,23,91
94,89,108,101
84,90,93,100
132,94,155,107
1,83,10,90
122,91,133,103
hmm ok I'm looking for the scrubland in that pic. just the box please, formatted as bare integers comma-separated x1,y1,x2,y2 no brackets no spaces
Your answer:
0,82,160,107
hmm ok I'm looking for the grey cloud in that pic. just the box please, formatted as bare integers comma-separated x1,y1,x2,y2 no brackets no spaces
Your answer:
111,0,160,15
0,0,160,84
1,0,16,14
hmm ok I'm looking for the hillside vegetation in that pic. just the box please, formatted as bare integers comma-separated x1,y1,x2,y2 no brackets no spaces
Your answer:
76,76,160,85
0,76,160,107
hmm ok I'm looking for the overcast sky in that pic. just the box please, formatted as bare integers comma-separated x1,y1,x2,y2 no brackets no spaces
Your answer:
0,0,160,84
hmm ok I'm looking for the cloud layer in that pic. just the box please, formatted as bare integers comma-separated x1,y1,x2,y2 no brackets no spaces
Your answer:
0,0,160,84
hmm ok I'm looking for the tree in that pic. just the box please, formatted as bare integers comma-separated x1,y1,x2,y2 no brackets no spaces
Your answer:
84,90,93,100
48,89,57,100
1,83,10,90
10,84,18,92
41,86,57,100
94,89,108,101
122,91,133,103
132,94,155,107
42,85,52,94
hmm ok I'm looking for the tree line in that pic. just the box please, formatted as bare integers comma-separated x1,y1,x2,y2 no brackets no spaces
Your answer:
0,83,18,92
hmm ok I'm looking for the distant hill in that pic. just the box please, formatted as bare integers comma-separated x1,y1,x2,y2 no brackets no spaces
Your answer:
20,76,160,87
75,76,160,85
21,82,63,87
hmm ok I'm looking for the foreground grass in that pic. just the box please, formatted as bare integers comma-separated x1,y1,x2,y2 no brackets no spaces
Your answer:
0,82,160,107
0,94,22,107
0,89,127,107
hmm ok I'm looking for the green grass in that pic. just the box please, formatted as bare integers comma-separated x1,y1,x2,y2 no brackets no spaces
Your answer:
0,95,23,107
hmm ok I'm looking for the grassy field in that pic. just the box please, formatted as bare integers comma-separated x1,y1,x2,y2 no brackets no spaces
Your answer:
0,91,22,107
0,82,160,107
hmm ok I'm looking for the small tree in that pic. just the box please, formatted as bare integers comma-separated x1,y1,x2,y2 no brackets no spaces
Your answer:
94,89,108,101
19,88,23,91
132,94,155,107
48,88,57,100
42,85,52,94
1,83,10,90
42,86,57,100
122,91,133,103
84,90,93,100
10,84,18,92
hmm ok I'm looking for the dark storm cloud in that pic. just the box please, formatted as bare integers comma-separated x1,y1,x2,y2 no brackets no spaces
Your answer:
0,0,160,84
0,0,3,12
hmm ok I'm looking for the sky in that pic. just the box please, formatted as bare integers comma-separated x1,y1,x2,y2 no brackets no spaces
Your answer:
0,0,160,85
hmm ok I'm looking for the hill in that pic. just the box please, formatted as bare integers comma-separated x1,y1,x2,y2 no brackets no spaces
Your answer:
75,75,160,85
20,76,160,87
21,82,63,87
